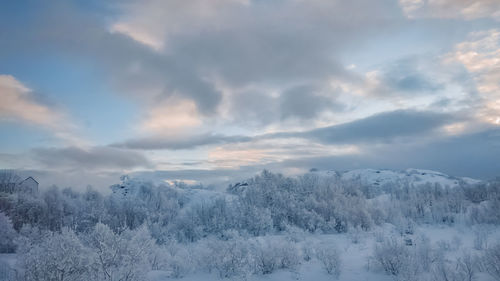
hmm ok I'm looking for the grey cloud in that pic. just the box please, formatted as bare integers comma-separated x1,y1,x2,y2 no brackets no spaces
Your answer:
228,90,279,127
0,2,222,115
165,0,402,86
1,0,489,127
385,128,500,179
112,133,252,150
227,84,343,128
268,110,455,144
276,128,500,180
32,146,153,171
115,110,457,150
0,0,404,121
131,128,500,188
26,127,499,191
210,128,500,184
280,85,342,120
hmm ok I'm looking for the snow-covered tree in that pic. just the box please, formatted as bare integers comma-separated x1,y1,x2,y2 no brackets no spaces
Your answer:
18,228,91,281
205,238,252,278
85,223,151,281
0,211,16,252
250,237,301,275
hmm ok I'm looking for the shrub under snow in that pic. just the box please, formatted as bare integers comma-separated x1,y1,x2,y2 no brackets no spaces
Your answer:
373,238,411,277
316,243,342,278
483,244,500,280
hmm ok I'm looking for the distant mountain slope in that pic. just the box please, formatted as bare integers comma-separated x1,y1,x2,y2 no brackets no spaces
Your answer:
313,168,481,188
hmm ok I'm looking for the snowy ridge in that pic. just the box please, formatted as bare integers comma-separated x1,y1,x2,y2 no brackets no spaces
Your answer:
313,168,482,188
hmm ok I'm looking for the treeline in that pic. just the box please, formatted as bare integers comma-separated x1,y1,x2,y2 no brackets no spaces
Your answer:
2,171,499,241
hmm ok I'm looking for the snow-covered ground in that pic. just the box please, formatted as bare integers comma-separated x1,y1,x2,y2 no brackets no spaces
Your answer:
0,253,17,281
5,222,498,281
148,224,500,281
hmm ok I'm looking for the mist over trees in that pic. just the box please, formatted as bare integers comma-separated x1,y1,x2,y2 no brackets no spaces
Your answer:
0,169,499,280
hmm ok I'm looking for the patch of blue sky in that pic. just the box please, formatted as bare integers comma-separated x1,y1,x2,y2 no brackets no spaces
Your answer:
340,18,496,72
0,122,56,152
0,53,138,145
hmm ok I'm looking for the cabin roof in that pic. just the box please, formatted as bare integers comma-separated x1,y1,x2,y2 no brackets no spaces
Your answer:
20,176,38,185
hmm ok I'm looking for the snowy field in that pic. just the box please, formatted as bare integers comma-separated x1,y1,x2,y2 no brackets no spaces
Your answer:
3,224,497,281
147,224,500,281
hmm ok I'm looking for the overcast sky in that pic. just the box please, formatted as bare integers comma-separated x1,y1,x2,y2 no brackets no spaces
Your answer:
1,0,499,189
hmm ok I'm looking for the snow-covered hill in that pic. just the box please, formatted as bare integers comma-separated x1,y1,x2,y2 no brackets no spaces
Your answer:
124,168,482,196
110,175,234,206
313,168,481,188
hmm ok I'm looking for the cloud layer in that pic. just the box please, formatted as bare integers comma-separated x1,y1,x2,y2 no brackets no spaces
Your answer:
1,0,499,188
32,146,152,171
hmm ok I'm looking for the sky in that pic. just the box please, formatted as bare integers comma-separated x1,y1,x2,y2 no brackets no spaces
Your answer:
0,0,499,189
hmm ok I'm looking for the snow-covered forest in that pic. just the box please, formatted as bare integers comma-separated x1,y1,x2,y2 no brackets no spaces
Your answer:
0,169,499,281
